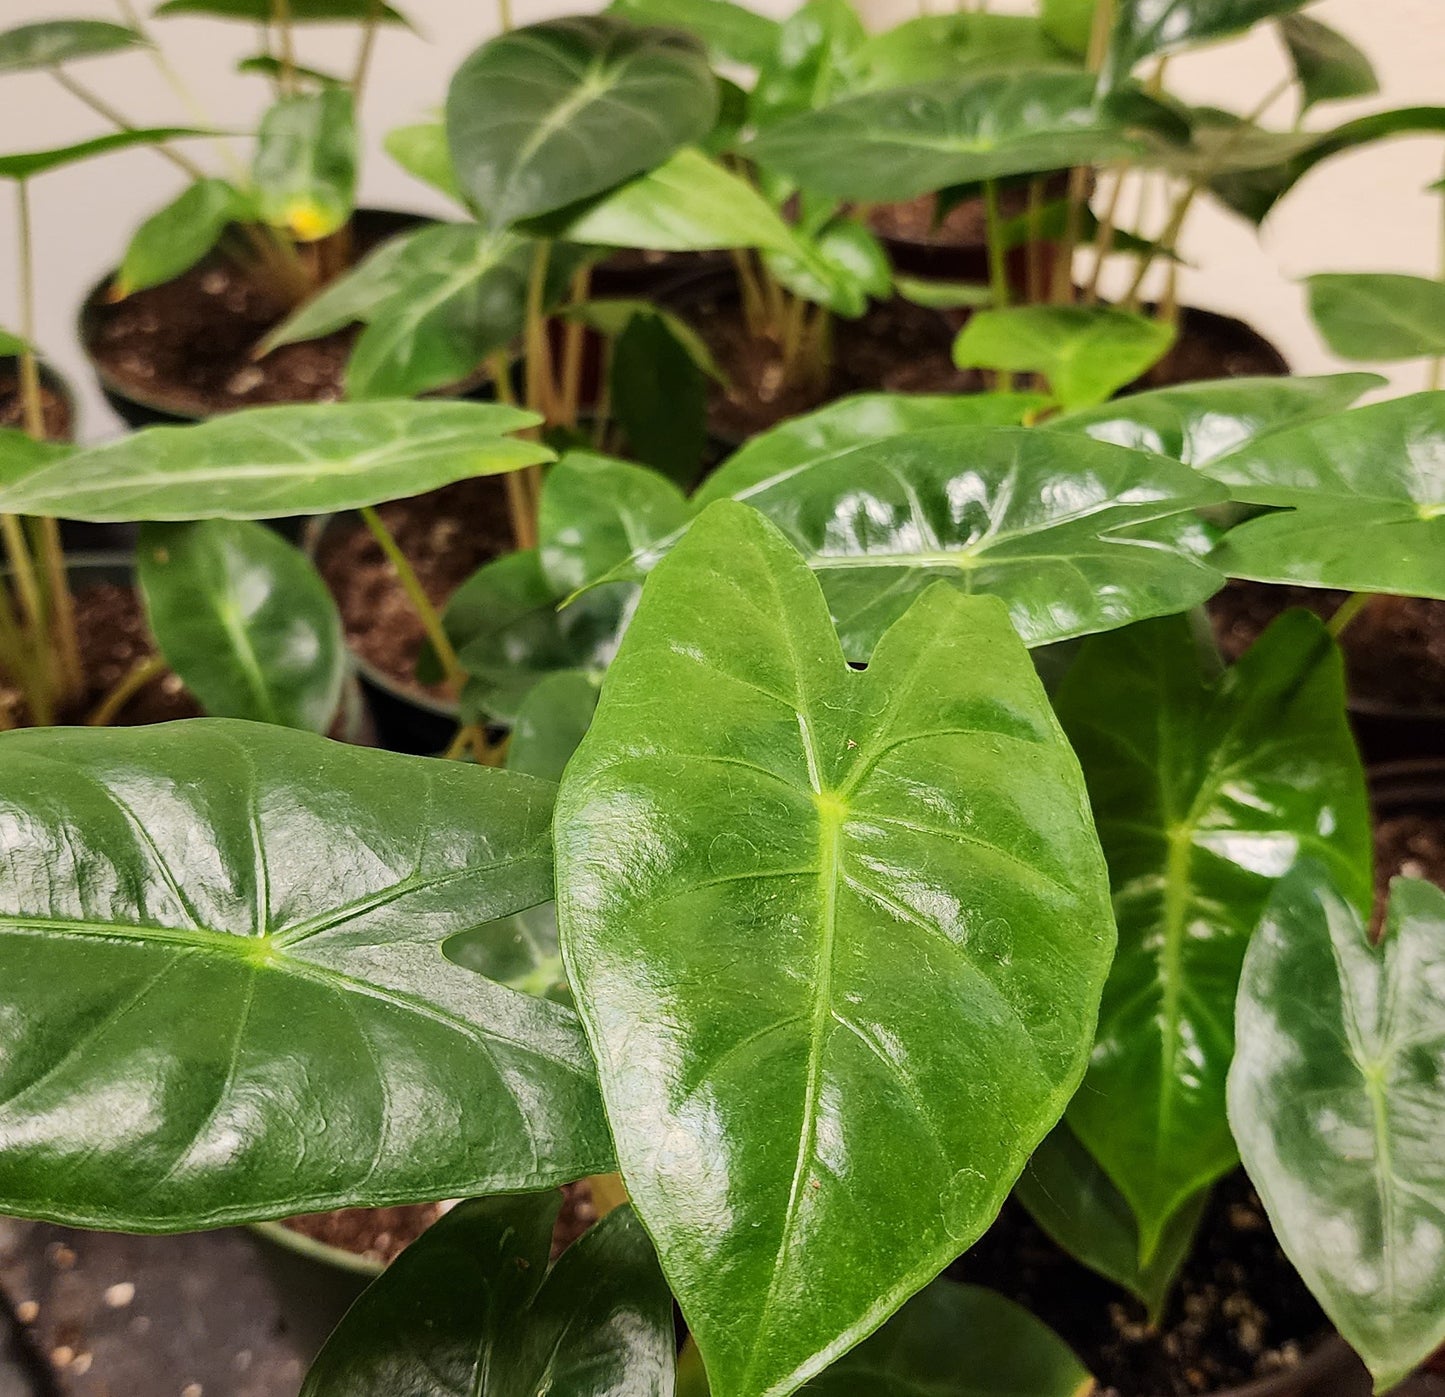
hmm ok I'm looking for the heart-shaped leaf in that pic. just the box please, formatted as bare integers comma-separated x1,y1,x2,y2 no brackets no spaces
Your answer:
1306,273,1445,362
1280,14,1377,110
115,178,251,298
557,500,1115,1397
849,12,1074,93
607,0,781,69
0,20,145,72
0,128,208,181
1207,391,1445,598
1229,869,1445,1391
749,0,865,128
155,0,410,22
383,121,462,203
1103,0,1309,87
1045,372,1382,466
446,15,717,230
302,1197,674,1397
744,70,1136,204
253,88,357,242
0,401,548,521
138,519,345,732
0,720,611,1231
1054,611,1372,1260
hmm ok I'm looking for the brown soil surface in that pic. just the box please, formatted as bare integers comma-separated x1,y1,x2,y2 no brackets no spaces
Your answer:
1143,309,1288,388
0,367,72,440
952,1171,1328,1397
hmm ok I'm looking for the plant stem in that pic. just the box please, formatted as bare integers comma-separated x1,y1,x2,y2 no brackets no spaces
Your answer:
558,265,592,430
359,506,466,694
1084,164,1127,303
87,653,166,726
1051,0,1114,303
524,242,557,422
441,722,479,761
272,0,297,95
497,0,514,31
488,353,539,551
1327,592,1373,640
351,0,384,101
1024,176,1045,304
982,180,1014,391
48,67,208,180
1431,161,1445,390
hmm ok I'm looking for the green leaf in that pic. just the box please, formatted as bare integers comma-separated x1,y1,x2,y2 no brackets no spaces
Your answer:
0,401,548,522
764,217,892,318
445,899,570,1006
556,148,798,254
556,500,1116,1397
0,20,145,72
1041,0,1097,55
1306,273,1445,361
115,178,250,298
446,16,717,230
1045,371,1383,466
607,0,780,68
952,306,1176,410
1207,391,1445,599
302,1197,673,1397
0,720,611,1232
1229,870,1445,1392
1016,1125,1206,1320
237,53,345,85
849,13,1073,93
894,276,993,310
749,0,866,128
1279,14,1377,110
138,519,345,732
155,0,409,22
0,128,208,181
1054,611,1372,1261
1104,0,1309,87
253,88,357,242
610,316,709,487
746,70,1136,204
383,120,461,203
506,670,601,785
563,299,724,382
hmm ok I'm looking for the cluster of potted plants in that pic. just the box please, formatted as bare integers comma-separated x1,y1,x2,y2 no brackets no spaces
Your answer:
1,0,1443,1393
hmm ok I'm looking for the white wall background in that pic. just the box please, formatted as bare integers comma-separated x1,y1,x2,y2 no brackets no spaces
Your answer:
0,0,1440,441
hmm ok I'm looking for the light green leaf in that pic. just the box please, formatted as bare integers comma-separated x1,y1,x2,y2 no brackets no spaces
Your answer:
952,306,1176,410
253,88,357,242
302,1198,674,1397
383,120,461,203
506,670,601,785
1280,14,1377,110
116,178,250,298
0,401,548,522
749,0,866,127
764,217,892,319
0,720,611,1231
445,899,569,1007
0,128,208,181
849,13,1073,92
608,0,780,69
0,428,66,487
0,330,35,359
894,276,994,310
0,20,145,72
1306,273,1445,362
1229,870,1445,1392
155,0,409,22
1055,611,1371,1262
1042,0,1096,55
138,519,345,732
1207,391,1445,598
1103,0,1310,86
557,500,1116,1397
446,16,717,230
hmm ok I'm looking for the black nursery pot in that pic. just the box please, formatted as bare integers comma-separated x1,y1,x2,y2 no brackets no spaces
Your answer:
1351,678,1445,767
247,1222,382,1362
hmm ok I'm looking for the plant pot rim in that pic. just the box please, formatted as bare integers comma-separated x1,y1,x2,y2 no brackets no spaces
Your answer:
1369,757,1445,802
249,1218,385,1279
1210,1334,1358,1397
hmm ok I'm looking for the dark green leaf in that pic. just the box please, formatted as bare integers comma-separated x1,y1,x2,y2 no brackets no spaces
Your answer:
746,70,1135,204
749,0,867,127
0,20,145,73
138,519,344,732
506,670,601,785
1229,869,1445,1391
445,899,569,1006
302,1198,673,1397
1280,14,1377,110
155,0,409,23
1104,0,1309,87
608,0,780,68
1055,611,1371,1260
1016,1125,1206,1320
446,16,717,230
237,53,345,85
849,13,1073,92
1207,391,1445,598
115,178,250,297
611,313,709,486
0,721,611,1231
253,88,357,242
1306,273,1445,361
382,120,461,203
0,128,208,181
952,306,1176,410
557,500,1116,1397
0,401,548,521
563,299,724,381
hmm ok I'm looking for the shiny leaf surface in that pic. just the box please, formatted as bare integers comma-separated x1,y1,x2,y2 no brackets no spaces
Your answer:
506,670,601,784
0,721,611,1231
1103,0,1309,86
557,501,1115,1397
116,178,250,298
849,13,1072,92
1306,273,1445,361
607,0,780,68
302,1197,673,1397
446,16,717,229
138,519,344,732
0,20,144,72
1055,612,1371,1259
1229,870,1445,1391
1280,14,1377,110
0,401,547,521
1207,391,1445,598
764,217,892,319
253,88,357,242
749,0,865,128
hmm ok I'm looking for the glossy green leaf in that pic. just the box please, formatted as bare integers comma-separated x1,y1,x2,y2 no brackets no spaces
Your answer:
1103,0,1309,86
445,898,570,1006
1207,391,1445,599
116,178,250,297
1055,611,1371,1261
155,0,409,22
507,670,601,785
1280,14,1377,110
952,306,1176,410
765,217,892,319
749,0,866,128
1045,372,1383,466
1016,1125,1206,1320
557,500,1116,1397
0,20,145,72
0,128,207,181
383,120,461,203
0,720,611,1232
849,13,1072,93
0,401,548,522
557,148,798,254
1307,273,1445,361
253,88,357,242
1041,0,1096,55
446,16,717,230
138,519,344,732
611,313,709,486
303,1197,673,1397
1229,870,1445,1392
608,0,780,68
745,71,1135,204
894,276,994,310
